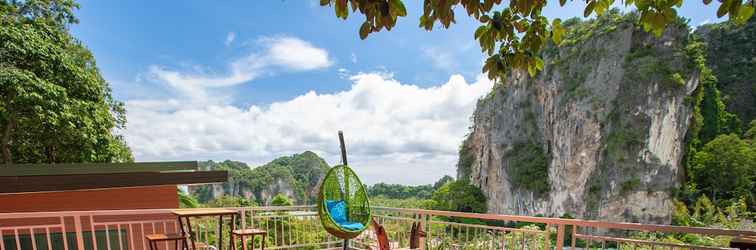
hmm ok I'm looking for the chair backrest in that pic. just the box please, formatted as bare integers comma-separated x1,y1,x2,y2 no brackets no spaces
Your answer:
371,218,426,250
409,221,426,249
371,218,390,250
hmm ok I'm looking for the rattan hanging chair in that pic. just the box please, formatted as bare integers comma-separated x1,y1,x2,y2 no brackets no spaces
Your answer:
318,164,371,239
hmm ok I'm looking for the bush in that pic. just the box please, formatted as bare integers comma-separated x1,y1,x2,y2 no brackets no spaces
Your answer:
271,193,293,206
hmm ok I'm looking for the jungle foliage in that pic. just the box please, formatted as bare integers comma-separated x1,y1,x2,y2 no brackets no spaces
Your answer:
0,0,132,164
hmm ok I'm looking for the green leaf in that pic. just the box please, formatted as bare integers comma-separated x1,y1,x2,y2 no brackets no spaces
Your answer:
527,61,536,77
534,57,544,71
560,0,567,6
335,0,348,19
703,0,712,4
390,0,407,17
584,1,596,17
551,18,564,45
359,22,371,40
736,5,755,24
320,0,330,6
474,26,487,39
717,0,732,17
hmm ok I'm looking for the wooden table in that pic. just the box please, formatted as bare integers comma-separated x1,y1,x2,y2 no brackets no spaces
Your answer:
172,208,238,250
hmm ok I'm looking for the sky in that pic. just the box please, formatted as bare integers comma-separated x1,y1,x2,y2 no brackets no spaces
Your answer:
70,0,723,185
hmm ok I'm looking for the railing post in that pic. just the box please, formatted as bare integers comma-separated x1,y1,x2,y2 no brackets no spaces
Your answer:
73,215,86,250
423,213,430,250
555,224,565,250
544,224,551,250
240,207,246,229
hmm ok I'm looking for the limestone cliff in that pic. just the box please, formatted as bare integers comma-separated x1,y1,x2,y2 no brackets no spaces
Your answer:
190,151,330,205
458,13,702,224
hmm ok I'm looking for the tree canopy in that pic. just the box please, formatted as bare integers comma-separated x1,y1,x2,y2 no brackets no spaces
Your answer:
319,0,755,82
0,0,132,164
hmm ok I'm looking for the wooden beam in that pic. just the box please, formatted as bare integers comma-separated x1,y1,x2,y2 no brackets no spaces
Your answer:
0,161,199,177
0,170,227,194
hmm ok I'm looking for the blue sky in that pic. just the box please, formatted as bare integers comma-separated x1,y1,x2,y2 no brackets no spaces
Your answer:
71,0,724,185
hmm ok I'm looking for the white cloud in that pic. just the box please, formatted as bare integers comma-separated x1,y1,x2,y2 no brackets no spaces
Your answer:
225,32,236,46
124,73,493,185
258,36,333,70
149,36,333,102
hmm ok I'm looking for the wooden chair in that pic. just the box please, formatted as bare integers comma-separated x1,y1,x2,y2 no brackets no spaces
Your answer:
232,228,267,250
371,218,425,250
145,233,188,250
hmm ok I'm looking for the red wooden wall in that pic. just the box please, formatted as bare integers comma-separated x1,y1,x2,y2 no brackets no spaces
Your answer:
0,185,179,213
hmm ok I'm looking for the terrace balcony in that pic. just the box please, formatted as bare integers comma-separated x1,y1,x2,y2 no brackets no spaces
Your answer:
1,205,754,250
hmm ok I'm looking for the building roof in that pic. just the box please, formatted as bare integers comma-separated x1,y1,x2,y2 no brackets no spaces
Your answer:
0,161,227,194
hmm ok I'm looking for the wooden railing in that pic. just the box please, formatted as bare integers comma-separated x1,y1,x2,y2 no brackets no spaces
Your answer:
1,206,754,250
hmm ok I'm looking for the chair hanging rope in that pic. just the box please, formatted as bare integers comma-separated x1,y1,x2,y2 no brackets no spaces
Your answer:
317,131,371,240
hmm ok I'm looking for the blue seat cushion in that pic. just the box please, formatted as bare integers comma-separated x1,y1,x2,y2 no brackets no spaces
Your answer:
337,221,365,231
326,199,347,223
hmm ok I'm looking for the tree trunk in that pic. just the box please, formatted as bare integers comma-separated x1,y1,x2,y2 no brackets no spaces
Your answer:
1,116,16,164
46,144,56,163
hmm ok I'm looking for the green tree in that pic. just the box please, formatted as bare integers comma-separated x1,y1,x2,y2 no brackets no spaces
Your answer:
690,133,755,207
0,0,132,164
431,180,487,213
207,195,254,208
178,188,200,208
699,76,742,144
433,175,455,190
318,0,754,82
271,194,293,206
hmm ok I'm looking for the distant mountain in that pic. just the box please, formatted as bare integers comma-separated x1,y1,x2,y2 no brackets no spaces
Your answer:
189,151,330,205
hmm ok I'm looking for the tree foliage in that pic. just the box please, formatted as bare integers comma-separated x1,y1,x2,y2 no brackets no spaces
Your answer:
433,175,454,189
271,193,294,206
178,188,200,208
319,0,754,82
0,0,132,164
690,132,755,208
431,180,487,213
368,182,435,199
206,195,255,208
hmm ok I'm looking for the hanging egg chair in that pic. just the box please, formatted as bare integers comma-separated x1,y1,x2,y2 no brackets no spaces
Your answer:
317,132,371,240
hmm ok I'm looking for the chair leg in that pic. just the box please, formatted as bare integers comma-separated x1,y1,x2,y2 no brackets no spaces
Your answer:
261,235,266,250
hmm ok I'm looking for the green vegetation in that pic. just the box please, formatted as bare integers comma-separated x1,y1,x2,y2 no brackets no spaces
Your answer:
206,195,255,207
369,195,435,209
689,132,755,207
271,194,293,206
507,142,550,195
367,182,434,199
431,180,487,214
678,34,755,211
699,17,756,124
457,137,475,180
0,0,132,164
631,196,753,248
320,0,753,83
178,189,200,208
620,177,641,195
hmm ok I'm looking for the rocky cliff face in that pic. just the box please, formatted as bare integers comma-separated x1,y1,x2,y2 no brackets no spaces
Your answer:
190,151,330,205
459,13,701,224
